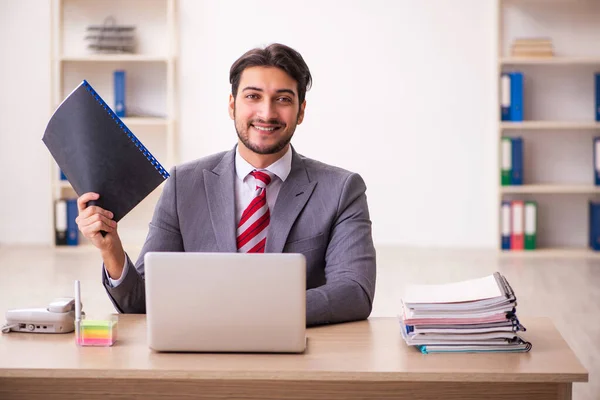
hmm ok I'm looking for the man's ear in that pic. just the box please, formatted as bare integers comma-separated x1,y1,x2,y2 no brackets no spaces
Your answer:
228,94,235,120
297,100,306,125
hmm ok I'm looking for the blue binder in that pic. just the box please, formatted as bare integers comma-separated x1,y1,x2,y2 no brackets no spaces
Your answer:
66,199,78,246
501,200,512,250
114,70,126,118
594,137,600,185
511,137,523,185
590,201,600,250
510,72,523,122
501,73,511,121
595,73,600,122
60,170,67,181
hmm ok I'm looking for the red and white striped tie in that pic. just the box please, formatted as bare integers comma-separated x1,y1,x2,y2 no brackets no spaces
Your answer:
237,170,273,253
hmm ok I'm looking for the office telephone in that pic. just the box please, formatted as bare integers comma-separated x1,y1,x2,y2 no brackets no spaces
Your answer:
1,297,82,334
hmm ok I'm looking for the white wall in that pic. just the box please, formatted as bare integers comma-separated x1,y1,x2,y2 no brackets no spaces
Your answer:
0,0,499,248
178,0,499,247
0,0,52,244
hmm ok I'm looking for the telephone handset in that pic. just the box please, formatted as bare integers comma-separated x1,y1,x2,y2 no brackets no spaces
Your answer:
2,297,83,334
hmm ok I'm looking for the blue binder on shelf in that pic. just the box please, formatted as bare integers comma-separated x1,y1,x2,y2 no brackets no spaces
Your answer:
510,72,523,122
594,137,600,185
114,70,126,118
501,200,512,250
501,73,511,121
590,201,600,250
595,73,600,122
60,170,67,181
66,199,78,246
511,137,523,185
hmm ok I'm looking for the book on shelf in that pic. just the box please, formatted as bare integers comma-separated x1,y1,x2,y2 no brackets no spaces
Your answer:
524,201,537,250
114,70,126,117
510,37,554,58
590,201,600,251
511,200,525,250
500,72,523,121
399,272,531,354
511,137,523,185
594,137,600,185
501,200,511,250
595,74,600,122
500,137,523,186
55,198,78,246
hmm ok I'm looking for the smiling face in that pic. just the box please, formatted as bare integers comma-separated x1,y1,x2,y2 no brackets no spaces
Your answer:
229,66,306,168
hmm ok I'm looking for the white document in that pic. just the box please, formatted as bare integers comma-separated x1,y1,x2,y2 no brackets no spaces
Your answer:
402,274,503,305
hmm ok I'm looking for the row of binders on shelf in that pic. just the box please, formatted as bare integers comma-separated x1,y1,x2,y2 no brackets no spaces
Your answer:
501,200,537,251
399,272,531,354
502,136,600,186
503,200,600,252
501,72,600,122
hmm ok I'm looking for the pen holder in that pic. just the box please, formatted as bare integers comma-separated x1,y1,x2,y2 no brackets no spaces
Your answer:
76,319,117,347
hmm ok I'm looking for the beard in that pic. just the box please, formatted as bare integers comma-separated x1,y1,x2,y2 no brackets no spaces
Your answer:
234,108,298,155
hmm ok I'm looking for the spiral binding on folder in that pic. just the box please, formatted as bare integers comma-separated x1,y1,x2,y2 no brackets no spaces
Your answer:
81,80,170,180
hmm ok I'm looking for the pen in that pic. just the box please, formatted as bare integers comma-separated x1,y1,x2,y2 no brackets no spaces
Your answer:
75,280,81,343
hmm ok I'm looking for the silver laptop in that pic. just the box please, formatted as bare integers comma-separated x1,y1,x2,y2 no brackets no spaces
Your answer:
144,252,307,353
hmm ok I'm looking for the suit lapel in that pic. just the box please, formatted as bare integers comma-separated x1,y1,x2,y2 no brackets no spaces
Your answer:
266,149,317,253
204,148,237,252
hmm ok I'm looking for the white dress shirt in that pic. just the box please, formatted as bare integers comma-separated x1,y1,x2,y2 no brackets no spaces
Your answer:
106,145,293,287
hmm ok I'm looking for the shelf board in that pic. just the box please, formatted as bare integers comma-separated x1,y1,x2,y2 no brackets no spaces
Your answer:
121,117,170,127
500,248,600,258
501,184,600,194
55,180,72,190
501,57,600,66
500,121,600,130
59,54,170,62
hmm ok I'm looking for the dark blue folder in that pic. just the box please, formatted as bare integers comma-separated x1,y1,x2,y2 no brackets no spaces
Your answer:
511,138,523,185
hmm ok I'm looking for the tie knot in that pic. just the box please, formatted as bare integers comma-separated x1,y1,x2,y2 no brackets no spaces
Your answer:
250,170,272,188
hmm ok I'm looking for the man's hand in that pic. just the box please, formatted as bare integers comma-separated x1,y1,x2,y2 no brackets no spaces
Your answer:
75,192,125,280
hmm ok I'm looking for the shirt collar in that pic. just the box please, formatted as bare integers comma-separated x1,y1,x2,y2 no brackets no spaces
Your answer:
235,145,293,183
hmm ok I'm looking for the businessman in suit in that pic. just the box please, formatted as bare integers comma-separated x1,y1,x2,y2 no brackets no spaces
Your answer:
75,43,376,326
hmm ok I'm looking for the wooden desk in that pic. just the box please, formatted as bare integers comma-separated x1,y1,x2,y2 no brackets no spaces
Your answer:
0,316,588,400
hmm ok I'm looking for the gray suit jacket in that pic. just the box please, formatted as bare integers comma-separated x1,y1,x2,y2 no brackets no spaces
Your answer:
103,146,376,326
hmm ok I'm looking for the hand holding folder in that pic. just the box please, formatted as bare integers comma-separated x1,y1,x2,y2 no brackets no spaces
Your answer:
43,80,169,238
75,192,119,247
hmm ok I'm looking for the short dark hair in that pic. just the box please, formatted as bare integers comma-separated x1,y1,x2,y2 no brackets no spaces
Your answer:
229,43,312,106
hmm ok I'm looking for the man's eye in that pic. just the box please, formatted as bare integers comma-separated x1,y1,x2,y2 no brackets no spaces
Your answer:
246,94,259,99
278,97,292,103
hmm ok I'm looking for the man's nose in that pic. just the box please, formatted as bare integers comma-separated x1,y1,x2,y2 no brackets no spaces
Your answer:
257,100,278,121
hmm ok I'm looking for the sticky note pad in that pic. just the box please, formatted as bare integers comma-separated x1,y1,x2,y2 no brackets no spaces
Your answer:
77,320,117,346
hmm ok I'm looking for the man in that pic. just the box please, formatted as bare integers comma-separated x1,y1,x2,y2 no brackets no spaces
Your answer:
75,43,376,326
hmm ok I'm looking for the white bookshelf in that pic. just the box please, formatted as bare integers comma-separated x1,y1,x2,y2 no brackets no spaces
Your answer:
501,121,600,130
49,0,178,249
498,0,600,254
501,185,600,194
60,55,170,62
501,57,600,66
500,248,600,258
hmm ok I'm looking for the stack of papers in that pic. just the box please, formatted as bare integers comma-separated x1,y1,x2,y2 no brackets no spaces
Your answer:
399,272,532,354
